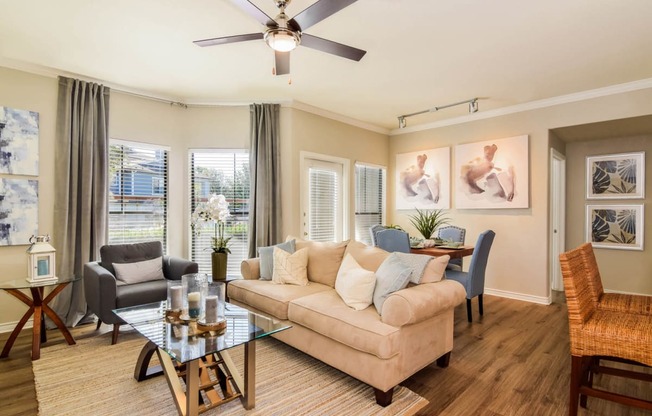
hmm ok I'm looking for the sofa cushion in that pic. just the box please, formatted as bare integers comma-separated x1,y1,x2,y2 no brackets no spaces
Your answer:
272,247,309,286
288,290,401,359
394,253,450,284
259,239,295,280
288,236,348,287
335,254,376,310
227,279,331,320
373,253,412,315
113,257,165,285
421,255,450,283
344,241,389,272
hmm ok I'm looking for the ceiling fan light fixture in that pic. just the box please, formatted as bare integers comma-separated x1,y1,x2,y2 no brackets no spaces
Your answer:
264,28,301,52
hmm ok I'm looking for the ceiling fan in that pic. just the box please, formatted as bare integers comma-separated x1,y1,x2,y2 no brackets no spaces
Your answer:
193,0,366,75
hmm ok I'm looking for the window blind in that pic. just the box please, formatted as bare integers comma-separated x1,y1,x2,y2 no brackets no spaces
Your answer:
354,164,385,245
308,167,339,242
108,140,168,252
190,150,249,276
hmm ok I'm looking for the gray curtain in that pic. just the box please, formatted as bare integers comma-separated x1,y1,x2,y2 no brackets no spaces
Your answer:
248,103,282,258
50,76,110,327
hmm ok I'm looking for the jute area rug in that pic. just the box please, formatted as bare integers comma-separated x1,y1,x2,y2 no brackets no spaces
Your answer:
33,333,427,415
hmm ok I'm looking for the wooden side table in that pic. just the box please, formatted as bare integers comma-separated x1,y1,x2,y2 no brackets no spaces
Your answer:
0,276,79,360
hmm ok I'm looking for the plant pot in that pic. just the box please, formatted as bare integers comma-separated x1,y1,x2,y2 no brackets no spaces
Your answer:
211,252,228,281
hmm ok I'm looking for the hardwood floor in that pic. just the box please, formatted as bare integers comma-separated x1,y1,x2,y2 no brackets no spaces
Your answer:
1,294,651,415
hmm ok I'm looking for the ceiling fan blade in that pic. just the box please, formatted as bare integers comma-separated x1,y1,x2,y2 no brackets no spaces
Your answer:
230,0,276,27
274,51,290,75
289,0,358,31
193,33,263,47
301,34,366,61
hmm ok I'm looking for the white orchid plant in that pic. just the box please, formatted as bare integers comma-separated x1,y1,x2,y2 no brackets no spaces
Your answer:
191,194,232,253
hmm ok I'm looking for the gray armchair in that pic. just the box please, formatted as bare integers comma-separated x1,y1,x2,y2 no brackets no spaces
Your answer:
84,241,198,344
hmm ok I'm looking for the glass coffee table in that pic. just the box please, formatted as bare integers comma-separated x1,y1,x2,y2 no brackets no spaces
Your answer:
114,301,290,416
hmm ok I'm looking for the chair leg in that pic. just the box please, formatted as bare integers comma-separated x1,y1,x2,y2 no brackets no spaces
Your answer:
478,294,484,316
96,319,102,331
111,324,120,345
570,355,583,416
466,299,472,322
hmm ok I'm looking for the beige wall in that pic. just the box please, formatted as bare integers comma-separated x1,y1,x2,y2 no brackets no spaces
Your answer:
389,88,652,303
565,135,652,294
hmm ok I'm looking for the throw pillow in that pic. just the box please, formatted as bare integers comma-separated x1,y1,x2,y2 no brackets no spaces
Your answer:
272,247,309,286
335,254,377,310
344,241,389,272
113,257,165,284
373,253,412,315
286,236,349,287
258,239,296,280
421,255,450,283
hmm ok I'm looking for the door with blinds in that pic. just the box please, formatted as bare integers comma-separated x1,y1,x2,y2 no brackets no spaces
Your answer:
354,163,385,245
303,158,344,242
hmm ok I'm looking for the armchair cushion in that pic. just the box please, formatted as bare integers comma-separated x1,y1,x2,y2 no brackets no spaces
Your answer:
113,256,165,284
99,241,163,276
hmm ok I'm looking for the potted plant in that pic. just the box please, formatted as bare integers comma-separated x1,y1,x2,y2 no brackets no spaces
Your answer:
191,194,231,280
407,208,450,243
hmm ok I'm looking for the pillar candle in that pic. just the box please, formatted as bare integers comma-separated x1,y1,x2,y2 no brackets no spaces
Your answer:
169,286,183,310
188,291,201,318
205,295,219,323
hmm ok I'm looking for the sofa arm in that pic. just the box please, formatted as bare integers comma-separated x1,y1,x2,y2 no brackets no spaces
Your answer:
381,280,466,327
241,258,261,280
163,255,199,280
83,262,121,324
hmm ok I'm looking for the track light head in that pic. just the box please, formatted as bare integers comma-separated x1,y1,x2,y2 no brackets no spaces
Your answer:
398,116,406,129
469,99,479,113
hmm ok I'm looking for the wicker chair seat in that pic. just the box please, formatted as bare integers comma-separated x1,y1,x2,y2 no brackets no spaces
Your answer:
571,309,652,366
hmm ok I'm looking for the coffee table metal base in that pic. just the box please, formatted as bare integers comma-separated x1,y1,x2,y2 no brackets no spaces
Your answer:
134,340,255,416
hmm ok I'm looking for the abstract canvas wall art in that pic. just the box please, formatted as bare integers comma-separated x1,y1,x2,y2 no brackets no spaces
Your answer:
455,135,529,209
0,178,39,246
586,152,645,199
0,106,39,175
396,147,450,210
586,204,644,250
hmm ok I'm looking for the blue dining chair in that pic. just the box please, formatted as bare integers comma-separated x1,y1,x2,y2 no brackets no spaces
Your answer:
437,225,466,271
446,230,495,322
374,228,411,253
369,224,388,246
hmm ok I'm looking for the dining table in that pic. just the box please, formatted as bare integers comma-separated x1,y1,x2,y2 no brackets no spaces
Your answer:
410,245,474,259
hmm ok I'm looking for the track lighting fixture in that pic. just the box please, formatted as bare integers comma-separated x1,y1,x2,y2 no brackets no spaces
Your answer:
397,98,479,129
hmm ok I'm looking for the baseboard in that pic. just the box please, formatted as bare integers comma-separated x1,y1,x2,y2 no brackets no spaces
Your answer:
0,319,33,334
484,288,552,305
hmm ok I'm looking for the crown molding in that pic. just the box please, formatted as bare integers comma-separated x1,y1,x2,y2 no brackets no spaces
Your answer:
288,101,390,135
390,77,652,136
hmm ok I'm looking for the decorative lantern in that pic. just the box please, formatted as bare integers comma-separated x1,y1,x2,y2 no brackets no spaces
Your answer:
26,235,57,283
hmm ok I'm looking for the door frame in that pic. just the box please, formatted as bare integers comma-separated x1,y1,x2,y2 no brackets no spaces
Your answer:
550,148,566,294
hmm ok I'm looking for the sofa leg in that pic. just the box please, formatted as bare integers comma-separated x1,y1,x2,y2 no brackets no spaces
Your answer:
466,299,472,322
436,352,451,368
374,387,394,407
111,324,120,345
478,294,484,316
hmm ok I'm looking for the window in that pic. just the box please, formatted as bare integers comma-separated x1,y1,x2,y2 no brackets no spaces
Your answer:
190,150,250,276
108,140,168,251
354,163,386,245
301,154,348,242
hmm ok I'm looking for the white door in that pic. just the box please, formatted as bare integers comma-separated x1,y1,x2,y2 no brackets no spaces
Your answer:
550,149,566,292
302,158,344,242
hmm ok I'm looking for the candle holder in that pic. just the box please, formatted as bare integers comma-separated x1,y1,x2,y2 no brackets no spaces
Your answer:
197,281,226,333
166,280,183,320
182,273,208,321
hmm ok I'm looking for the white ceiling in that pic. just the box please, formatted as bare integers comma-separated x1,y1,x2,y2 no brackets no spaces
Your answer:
2,0,652,130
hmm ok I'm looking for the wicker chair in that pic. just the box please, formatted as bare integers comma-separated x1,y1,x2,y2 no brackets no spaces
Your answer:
578,243,652,315
559,245,652,415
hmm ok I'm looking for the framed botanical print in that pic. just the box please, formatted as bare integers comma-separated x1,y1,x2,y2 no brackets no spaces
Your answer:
586,152,645,199
586,204,644,250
